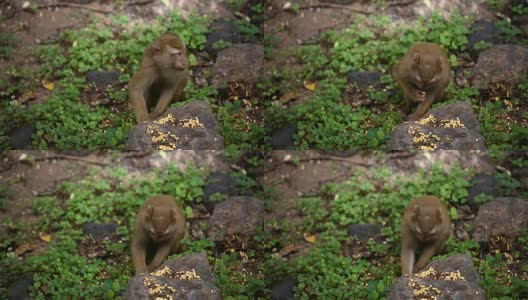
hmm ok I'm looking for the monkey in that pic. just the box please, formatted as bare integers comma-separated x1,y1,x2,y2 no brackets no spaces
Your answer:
400,195,451,276
128,33,189,123
392,42,452,121
131,195,186,274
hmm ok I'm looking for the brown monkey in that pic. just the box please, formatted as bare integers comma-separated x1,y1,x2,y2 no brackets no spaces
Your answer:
131,195,186,274
128,33,189,123
392,42,452,121
400,195,451,275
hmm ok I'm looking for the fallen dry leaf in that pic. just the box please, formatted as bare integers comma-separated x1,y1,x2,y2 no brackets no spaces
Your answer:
303,80,317,91
39,233,52,243
42,81,54,91
303,233,317,244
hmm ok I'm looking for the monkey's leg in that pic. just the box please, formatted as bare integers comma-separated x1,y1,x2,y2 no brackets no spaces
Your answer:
131,241,148,274
150,88,176,120
147,243,172,272
129,88,150,123
413,242,440,273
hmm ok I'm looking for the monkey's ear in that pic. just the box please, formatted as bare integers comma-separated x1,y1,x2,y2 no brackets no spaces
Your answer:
411,53,420,68
436,57,443,72
152,41,161,52
411,205,420,220
147,205,153,217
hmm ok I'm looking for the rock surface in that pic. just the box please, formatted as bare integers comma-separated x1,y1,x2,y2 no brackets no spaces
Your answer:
202,172,236,212
271,123,297,150
206,19,247,58
467,173,497,211
472,197,528,243
7,274,33,300
388,253,486,300
210,44,264,95
347,224,382,241
468,20,502,59
472,44,528,89
124,252,221,300
9,124,36,149
347,71,382,92
85,70,120,88
208,196,264,245
125,101,225,150
388,101,486,150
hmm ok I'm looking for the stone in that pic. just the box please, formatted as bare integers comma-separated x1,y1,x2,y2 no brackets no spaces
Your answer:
271,276,297,300
472,44,528,89
82,223,118,240
207,196,264,244
468,20,502,60
125,101,225,150
206,19,246,58
124,252,221,300
467,173,497,211
347,224,382,241
7,275,33,300
210,44,264,96
347,71,382,92
202,172,236,212
388,254,486,300
271,123,297,150
9,124,36,149
472,197,528,243
388,101,486,150
85,71,120,89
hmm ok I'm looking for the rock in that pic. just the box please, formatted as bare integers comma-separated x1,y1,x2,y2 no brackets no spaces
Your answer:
206,19,246,58
125,101,225,150
467,173,497,210
388,254,486,300
124,252,221,300
210,44,264,96
82,223,118,240
347,71,382,92
202,172,236,212
85,70,120,88
271,123,297,150
468,20,502,60
271,276,297,300
411,0,493,20
347,224,382,241
9,124,36,149
388,101,486,150
207,196,264,244
472,44,528,89
7,274,33,300
472,197,528,243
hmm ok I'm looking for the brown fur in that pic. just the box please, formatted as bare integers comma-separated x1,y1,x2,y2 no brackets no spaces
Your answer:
128,33,189,123
131,195,186,274
400,195,451,275
392,42,452,121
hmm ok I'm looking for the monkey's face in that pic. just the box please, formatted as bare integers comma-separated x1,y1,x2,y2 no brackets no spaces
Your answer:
411,207,442,242
152,42,188,71
145,207,178,242
411,55,443,91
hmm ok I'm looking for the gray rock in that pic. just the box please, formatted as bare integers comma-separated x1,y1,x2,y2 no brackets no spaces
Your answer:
388,101,486,150
206,19,246,58
124,252,221,300
467,173,497,210
86,70,120,88
472,197,528,243
8,274,33,300
82,223,118,240
203,172,236,212
468,20,502,60
207,196,264,243
347,224,382,241
271,276,297,300
347,71,382,92
125,101,225,150
210,44,264,93
9,124,36,149
388,254,486,300
472,44,528,89
271,123,297,150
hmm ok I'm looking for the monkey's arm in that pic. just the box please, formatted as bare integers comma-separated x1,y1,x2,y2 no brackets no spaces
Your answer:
413,241,443,273
150,74,188,120
147,242,172,272
131,235,149,274
400,231,416,275
128,71,152,123
405,90,435,121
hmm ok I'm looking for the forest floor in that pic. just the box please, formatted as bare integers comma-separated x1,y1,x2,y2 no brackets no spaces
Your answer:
1,150,527,299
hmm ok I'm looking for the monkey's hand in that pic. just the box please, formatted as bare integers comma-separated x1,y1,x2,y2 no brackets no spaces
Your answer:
415,91,426,102
404,113,421,122
149,111,163,121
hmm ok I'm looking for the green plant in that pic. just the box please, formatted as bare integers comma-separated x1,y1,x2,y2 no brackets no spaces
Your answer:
217,100,266,151
0,185,14,210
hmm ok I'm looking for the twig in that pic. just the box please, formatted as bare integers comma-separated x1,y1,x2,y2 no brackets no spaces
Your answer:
125,0,155,6
34,2,113,14
295,3,373,15
296,155,375,167
40,154,111,166
387,0,417,7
